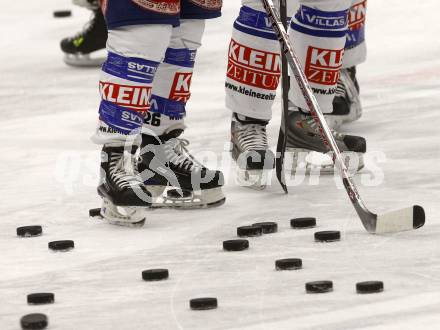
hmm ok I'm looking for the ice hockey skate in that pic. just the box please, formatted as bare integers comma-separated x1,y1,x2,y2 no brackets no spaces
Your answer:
230,113,275,190
325,66,363,129
60,8,107,67
286,107,366,176
95,144,151,227
139,124,225,209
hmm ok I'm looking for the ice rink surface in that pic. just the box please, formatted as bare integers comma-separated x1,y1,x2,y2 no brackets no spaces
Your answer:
1,1,439,329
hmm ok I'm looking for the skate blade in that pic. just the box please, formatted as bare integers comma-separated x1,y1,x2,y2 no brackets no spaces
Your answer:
286,148,364,176
63,50,106,67
235,168,271,190
89,207,145,227
150,187,225,209
93,199,147,227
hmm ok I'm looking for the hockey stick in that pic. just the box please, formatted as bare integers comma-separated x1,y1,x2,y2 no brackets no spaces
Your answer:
275,0,289,194
262,0,425,234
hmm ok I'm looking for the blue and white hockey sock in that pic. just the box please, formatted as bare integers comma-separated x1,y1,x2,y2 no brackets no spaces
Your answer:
288,0,351,114
142,19,206,137
92,24,172,145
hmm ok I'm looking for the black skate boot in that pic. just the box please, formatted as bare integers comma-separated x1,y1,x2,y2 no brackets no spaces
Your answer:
60,8,107,67
325,66,362,129
231,113,275,190
97,144,151,227
139,125,225,209
286,107,366,175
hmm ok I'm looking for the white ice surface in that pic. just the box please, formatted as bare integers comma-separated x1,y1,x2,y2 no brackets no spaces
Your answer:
1,1,440,329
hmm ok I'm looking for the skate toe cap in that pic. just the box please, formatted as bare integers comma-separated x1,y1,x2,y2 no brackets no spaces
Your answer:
343,135,367,153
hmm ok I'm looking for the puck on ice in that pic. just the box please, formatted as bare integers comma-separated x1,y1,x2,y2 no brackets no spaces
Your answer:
314,231,341,242
89,208,101,217
48,240,74,251
290,217,316,229
252,222,278,234
27,293,55,305
190,297,218,310
237,225,262,237
275,258,302,271
53,10,72,18
20,313,48,330
223,239,249,251
305,281,333,293
17,226,42,237
142,269,169,281
356,281,384,294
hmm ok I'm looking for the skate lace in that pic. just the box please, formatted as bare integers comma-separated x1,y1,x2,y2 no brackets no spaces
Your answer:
335,72,346,98
109,150,143,189
164,138,204,172
237,123,268,151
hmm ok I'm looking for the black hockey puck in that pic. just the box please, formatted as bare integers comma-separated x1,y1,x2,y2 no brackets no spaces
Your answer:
27,293,55,305
237,225,262,237
167,189,192,199
89,208,101,217
305,281,333,293
223,239,249,251
48,240,74,251
275,258,302,271
290,217,316,229
142,269,169,281
252,222,278,234
20,313,48,330
314,231,341,242
190,297,218,310
17,226,42,237
356,281,384,294
53,10,72,18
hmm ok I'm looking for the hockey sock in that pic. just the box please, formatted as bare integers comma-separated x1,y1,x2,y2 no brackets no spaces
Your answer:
142,19,205,137
92,24,172,145
288,0,351,114
343,0,367,68
225,3,295,121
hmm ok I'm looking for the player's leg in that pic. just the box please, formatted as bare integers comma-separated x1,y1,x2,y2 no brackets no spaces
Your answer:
91,1,178,225
60,0,108,67
225,0,296,189
286,0,366,174
328,0,368,128
139,1,225,209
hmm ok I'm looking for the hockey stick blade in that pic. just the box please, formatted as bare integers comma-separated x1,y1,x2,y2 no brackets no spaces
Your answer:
262,0,426,234
374,205,425,234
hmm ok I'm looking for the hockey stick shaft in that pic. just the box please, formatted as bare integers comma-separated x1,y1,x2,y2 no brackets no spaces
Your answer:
262,0,425,234
276,0,289,193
